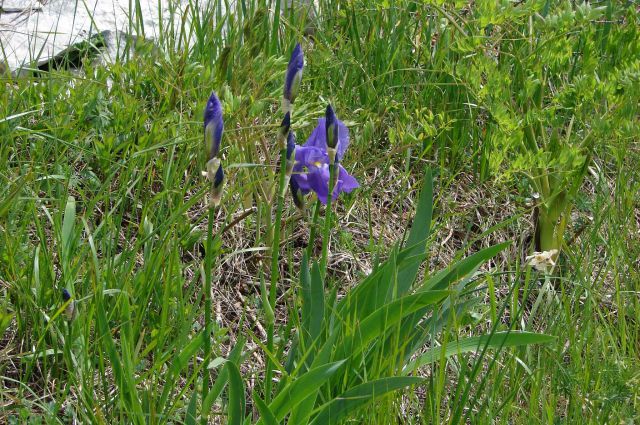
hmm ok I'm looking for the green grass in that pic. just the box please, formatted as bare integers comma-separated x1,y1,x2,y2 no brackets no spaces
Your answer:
1,0,639,423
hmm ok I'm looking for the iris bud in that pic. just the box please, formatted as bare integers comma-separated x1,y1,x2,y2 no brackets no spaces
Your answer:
278,112,291,150
289,176,305,210
325,104,339,164
204,92,224,159
62,288,77,321
285,131,296,176
205,158,225,208
283,43,304,114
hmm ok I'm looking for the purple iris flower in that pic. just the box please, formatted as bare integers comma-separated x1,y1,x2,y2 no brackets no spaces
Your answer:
204,92,223,159
283,43,304,112
290,116,359,204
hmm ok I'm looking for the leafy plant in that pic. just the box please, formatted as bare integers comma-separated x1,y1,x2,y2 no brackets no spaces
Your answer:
246,170,553,423
458,2,640,256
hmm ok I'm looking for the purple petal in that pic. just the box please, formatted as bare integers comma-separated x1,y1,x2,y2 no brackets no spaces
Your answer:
293,146,328,169
307,168,330,204
204,92,223,159
291,172,310,192
330,166,358,201
336,165,359,193
292,145,357,204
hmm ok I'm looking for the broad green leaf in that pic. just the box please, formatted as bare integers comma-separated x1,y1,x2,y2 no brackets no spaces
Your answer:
202,373,228,419
396,168,433,294
253,394,278,425
401,297,482,364
338,290,450,359
423,242,510,291
288,394,316,425
309,377,424,425
202,336,245,419
268,360,346,421
335,246,399,322
404,331,555,372
226,362,245,425
0,311,14,339
334,172,434,322
185,389,198,425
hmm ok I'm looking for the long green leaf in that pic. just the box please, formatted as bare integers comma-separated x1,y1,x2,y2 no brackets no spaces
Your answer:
226,362,245,425
253,394,278,425
185,389,198,425
268,360,346,421
335,246,398,322
339,290,450,358
404,331,555,372
396,168,433,294
309,377,424,425
202,336,245,419
423,242,511,291
300,252,312,340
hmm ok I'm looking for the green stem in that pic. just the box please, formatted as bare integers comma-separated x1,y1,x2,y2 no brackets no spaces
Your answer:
306,199,321,259
202,207,215,411
265,146,288,402
537,209,557,252
320,162,336,276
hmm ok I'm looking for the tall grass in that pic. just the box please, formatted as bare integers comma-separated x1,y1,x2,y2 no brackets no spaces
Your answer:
1,0,638,423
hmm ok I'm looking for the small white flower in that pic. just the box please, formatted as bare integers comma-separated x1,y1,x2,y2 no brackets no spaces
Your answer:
525,249,559,273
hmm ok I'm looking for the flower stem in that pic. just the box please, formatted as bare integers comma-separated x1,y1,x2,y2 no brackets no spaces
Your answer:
320,162,336,276
265,146,288,402
202,206,215,407
306,199,321,259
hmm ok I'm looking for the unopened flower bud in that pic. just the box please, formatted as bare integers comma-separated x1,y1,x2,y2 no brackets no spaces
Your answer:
278,112,291,150
289,177,305,210
206,158,225,208
283,43,304,114
285,131,296,176
204,92,223,160
325,104,339,162
62,288,77,321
